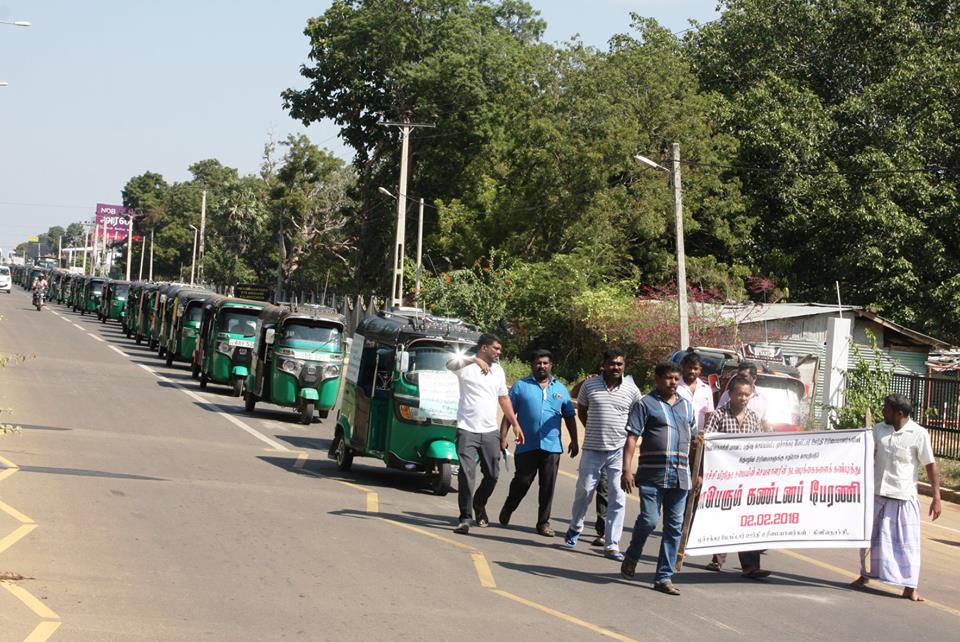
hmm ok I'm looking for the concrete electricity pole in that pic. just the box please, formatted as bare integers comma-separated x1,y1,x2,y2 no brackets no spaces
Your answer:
148,230,154,281
198,190,206,284
380,120,434,308
671,142,689,350
125,213,134,281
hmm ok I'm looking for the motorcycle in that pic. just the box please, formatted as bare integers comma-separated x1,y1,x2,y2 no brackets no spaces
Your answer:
33,288,46,311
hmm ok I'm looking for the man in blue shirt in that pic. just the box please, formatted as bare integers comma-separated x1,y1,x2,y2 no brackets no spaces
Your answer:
620,361,697,596
498,350,579,537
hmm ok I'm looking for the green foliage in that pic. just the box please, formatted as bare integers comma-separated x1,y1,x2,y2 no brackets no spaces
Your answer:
829,331,896,430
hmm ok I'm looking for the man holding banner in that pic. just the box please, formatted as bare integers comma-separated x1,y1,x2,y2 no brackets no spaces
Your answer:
851,394,941,602
703,375,771,579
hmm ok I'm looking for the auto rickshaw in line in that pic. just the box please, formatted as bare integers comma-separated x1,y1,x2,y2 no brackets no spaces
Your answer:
99,280,130,323
332,309,480,495
243,303,346,424
195,295,267,396
134,283,160,345
151,283,186,355
164,288,212,367
78,276,107,316
124,281,147,338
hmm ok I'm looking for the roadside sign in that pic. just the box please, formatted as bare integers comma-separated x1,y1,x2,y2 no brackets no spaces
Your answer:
234,283,271,301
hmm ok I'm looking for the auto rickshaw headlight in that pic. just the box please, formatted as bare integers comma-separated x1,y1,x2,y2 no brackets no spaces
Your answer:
398,404,428,422
322,364,341,379
216,340,233,355
279,357,303,376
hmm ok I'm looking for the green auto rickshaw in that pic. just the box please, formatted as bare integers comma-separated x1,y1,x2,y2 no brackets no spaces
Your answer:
70,275,88,311
135,283,160,345
164,289,212,367
244,304,346,424
79,277,106,316
124,281,147,338
332,309,480,495
196,296,267,396
99,280,130,323
152,283,182,355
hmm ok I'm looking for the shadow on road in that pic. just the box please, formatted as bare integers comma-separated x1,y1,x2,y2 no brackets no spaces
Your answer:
274,435,332,451
18,465,167,482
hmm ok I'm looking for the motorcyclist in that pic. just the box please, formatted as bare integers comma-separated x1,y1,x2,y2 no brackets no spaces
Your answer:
32,275,48,307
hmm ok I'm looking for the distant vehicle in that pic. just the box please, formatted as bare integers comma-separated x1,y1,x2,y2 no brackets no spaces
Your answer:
669,345,810,432
0,265,10,293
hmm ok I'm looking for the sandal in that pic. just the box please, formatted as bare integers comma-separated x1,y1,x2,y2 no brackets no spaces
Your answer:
654,581,681,595
706,561,722,572
604,549,625,562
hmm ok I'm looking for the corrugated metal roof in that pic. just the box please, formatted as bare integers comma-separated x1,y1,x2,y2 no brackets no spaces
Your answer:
719,303,857,323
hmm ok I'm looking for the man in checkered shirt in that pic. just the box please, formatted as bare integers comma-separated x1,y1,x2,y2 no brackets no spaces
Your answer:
703,374,772,578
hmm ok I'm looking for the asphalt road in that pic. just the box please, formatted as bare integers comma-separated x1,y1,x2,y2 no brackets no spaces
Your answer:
1,287,959,641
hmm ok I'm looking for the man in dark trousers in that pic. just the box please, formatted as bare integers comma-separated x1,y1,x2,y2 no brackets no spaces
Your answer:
499,350,579,537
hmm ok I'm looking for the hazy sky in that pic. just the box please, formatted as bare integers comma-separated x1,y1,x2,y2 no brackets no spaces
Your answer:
0,1,718,253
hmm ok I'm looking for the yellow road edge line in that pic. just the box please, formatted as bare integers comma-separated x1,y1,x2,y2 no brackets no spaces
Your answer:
0,499,36,525
558,470,639,504
293,452,308,470
0,454,20,469
0,524,38,555
331,478,374,494
23,621,61,642
375,516,478,552
776,549,960,619
491,589,637,642
0,468,18,482
0,581,60,620
366,491,379,513
471,552,497,588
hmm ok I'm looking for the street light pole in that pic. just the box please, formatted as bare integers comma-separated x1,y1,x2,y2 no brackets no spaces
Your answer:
138,234,146,281
635,143,689,350
198,190,206,284
416,197,424,301
148,230,154,281
188,225,198,286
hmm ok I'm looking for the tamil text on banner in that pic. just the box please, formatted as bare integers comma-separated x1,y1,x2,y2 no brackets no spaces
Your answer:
95,203,132,241
685,429,874,556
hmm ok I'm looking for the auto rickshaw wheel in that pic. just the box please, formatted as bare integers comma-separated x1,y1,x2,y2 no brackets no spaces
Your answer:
244,392,256,413
231,378,243,397
318,409,329,420
334,433,353,471
299,401,315,425
429,462,452,496
101,315,106,324
80,309,85,316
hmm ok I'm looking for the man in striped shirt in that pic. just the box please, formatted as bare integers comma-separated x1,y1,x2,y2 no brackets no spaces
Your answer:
563,346,641,561
620,361,696,595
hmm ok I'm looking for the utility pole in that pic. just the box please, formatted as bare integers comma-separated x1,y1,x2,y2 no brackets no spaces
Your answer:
125,213,134,281
148,230,154,281
81,231,89,274
671,142,689,350
380,120,434,308
138,234,145,281
101,222,109,277
415,197,424,301
276,228,285,301
57,235,62,267
198,189,206,284
189,225,198,286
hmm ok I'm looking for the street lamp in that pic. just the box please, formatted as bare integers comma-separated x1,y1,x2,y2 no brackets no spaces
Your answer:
0,20,31,27
635,143,689,350
188,224,198,286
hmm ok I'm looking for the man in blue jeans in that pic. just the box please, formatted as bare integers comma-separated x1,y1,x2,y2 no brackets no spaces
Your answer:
620,361,697,595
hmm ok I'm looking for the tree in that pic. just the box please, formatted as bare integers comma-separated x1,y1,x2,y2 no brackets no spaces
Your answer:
689,0,960,341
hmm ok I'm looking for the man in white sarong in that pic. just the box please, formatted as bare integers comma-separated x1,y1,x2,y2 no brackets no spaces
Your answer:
851,394,942,601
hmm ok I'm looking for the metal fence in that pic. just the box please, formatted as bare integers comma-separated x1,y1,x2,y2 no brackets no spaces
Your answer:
890,373,960,460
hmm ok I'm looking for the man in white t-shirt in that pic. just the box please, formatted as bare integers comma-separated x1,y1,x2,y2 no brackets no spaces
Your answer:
447,333,523,534
676,350,715,433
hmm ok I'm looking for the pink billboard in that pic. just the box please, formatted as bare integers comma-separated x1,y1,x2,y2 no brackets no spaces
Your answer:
95,203,132,241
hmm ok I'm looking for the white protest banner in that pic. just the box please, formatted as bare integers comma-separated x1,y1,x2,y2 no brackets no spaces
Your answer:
685,429,874,556
416,370,461,421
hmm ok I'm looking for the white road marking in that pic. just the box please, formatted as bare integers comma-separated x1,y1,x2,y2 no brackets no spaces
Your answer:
108,345,127,357
72,323,83,330
88,333,104,342
60,316,71,322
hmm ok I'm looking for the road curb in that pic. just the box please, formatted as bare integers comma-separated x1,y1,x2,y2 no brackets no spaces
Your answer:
919,481,960,504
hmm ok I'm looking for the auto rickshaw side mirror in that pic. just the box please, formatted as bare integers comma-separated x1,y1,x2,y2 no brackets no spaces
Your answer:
265,328,275,345
397,350,410,372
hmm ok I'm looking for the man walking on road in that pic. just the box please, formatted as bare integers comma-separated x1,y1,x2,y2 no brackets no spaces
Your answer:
703,375,771,578
498,350,579,537
620,361,696,595
718,362,768,429
851,394,941,601
563,347,640,560
447,333,523,535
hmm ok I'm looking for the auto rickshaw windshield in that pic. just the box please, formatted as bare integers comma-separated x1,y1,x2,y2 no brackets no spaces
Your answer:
279,322,341,347
405,342,476,373
219,310,259,336
186,304,203,323
91,283,104,294
115,285,129,297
